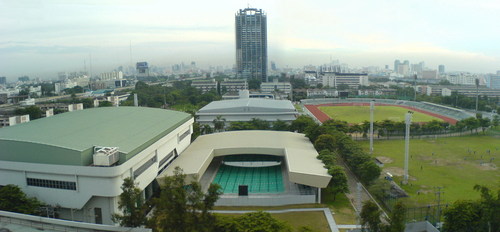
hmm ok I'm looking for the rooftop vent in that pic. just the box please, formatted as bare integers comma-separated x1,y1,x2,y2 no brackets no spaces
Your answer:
93,146,119,166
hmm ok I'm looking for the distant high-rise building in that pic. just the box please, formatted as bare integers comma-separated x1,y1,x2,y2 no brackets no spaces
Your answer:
18,76,30,82
439,65,445,74
487,75,500,89
136,62,149,76
496,70,500,75
394,59,401,72
0,76,6,85
271,61,277,71
235,8,268,82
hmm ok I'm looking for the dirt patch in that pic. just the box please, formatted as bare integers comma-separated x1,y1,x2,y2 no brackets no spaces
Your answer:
376,156,393,164
478,163,498,171
383,167,417,181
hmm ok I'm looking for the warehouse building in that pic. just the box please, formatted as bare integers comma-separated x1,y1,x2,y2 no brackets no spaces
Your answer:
196,98,298,127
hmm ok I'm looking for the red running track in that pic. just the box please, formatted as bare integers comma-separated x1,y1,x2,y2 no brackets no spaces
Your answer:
304,103,458,125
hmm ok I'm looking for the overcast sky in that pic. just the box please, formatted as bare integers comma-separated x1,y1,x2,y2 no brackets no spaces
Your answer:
1,0,499,80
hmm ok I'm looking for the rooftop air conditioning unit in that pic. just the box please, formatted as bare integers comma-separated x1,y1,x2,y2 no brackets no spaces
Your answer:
93,146,119,166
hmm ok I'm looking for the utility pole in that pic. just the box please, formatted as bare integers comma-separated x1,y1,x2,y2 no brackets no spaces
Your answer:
404,111,413,184
370,100,375,154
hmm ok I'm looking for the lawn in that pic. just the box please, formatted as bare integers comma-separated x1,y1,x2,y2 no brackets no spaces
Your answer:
318,105,442,124
359,134,500,207
322,192,357,225
215,211,331,232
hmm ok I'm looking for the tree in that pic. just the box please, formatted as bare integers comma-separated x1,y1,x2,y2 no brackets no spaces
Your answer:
443,185,500,232
112,178,146,227
234,211,292,232
248,78,262,90
317,149,337,167
98,101,113,107
0,185,43,215
15,106,43,119
289,115,316,133
385,201,406,232
314,134,336,152
272,120,290,131
153,167,222,232
326,165,349,201
443,200,481,232
337,83,350,90
360,201,382,232
357,161,381,185
213,116,226,132
492,115,499,127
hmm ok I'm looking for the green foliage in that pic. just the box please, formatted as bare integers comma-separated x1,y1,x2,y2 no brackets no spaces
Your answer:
360,201,382,232
153,167,222,232
98,101,113,107
112,178,146,227
15,106,43,119
443,185,500,232
317,149,337,167
314,134,336,151
131,80,220,111
289,115,316,133
233,211,292,232
326,165,349,201
248,78,262,90
385,201,406,232
213,116,226,132
63,86,84,95
272,120,290,131
0,185,43,215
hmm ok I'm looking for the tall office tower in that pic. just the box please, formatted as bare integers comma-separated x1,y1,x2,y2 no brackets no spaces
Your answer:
0,76,6,85
394,59,401,72
235,8,268,82
439,65,445,74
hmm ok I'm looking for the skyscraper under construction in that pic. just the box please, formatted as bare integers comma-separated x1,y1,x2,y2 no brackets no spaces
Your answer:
235,8,268,82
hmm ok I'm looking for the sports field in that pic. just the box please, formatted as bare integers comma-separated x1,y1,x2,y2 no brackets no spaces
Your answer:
360,134,500,206
318,105,443,124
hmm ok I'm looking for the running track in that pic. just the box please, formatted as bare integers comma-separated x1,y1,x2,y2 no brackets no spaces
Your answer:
304,103,458,125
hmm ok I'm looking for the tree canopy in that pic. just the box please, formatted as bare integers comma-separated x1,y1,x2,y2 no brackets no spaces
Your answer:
0,185,43,215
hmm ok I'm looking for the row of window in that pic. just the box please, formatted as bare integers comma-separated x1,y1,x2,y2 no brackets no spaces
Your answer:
178,129,191,142
134,155,157,178
27,178,76,190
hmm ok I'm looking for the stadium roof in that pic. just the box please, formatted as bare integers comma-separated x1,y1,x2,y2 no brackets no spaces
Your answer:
157,130,331,188
0,107,191,166
197,98,295,113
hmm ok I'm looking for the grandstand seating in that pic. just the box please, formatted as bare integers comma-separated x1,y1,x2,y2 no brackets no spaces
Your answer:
213,164,284,194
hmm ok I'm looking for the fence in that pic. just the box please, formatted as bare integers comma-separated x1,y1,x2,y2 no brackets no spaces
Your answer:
350,128,483,141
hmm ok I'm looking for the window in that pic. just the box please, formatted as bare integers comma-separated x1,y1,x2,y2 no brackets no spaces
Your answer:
134,155,157,178
178,128,191,142
27,178,76,190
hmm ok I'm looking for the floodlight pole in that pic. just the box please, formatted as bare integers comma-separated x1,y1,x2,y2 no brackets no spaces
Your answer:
369,100,375,154
475,78,479,113
404,111,413,185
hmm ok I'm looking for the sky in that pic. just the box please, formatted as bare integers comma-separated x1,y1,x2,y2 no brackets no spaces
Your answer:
1,0,499,80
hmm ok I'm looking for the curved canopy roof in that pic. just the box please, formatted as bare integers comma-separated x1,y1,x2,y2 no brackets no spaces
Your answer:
157,130,331,188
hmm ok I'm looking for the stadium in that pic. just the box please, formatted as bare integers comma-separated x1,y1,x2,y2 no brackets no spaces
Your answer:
301,98,475,124
157,130,331,206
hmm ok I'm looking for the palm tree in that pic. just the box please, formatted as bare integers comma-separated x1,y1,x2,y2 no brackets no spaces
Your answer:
212,116,226,132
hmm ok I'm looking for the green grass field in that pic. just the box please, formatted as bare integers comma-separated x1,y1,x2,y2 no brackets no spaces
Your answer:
318,106,443,124
360,134,500,207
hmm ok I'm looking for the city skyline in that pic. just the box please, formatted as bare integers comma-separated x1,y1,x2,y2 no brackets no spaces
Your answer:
1,0,499,80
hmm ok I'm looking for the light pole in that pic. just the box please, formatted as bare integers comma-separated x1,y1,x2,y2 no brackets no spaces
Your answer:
414,74,417,101
475,78,479,113
404,111,413,184
370,100,375,155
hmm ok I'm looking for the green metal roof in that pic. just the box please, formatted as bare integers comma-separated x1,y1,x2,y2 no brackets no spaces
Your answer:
0,107,191,166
